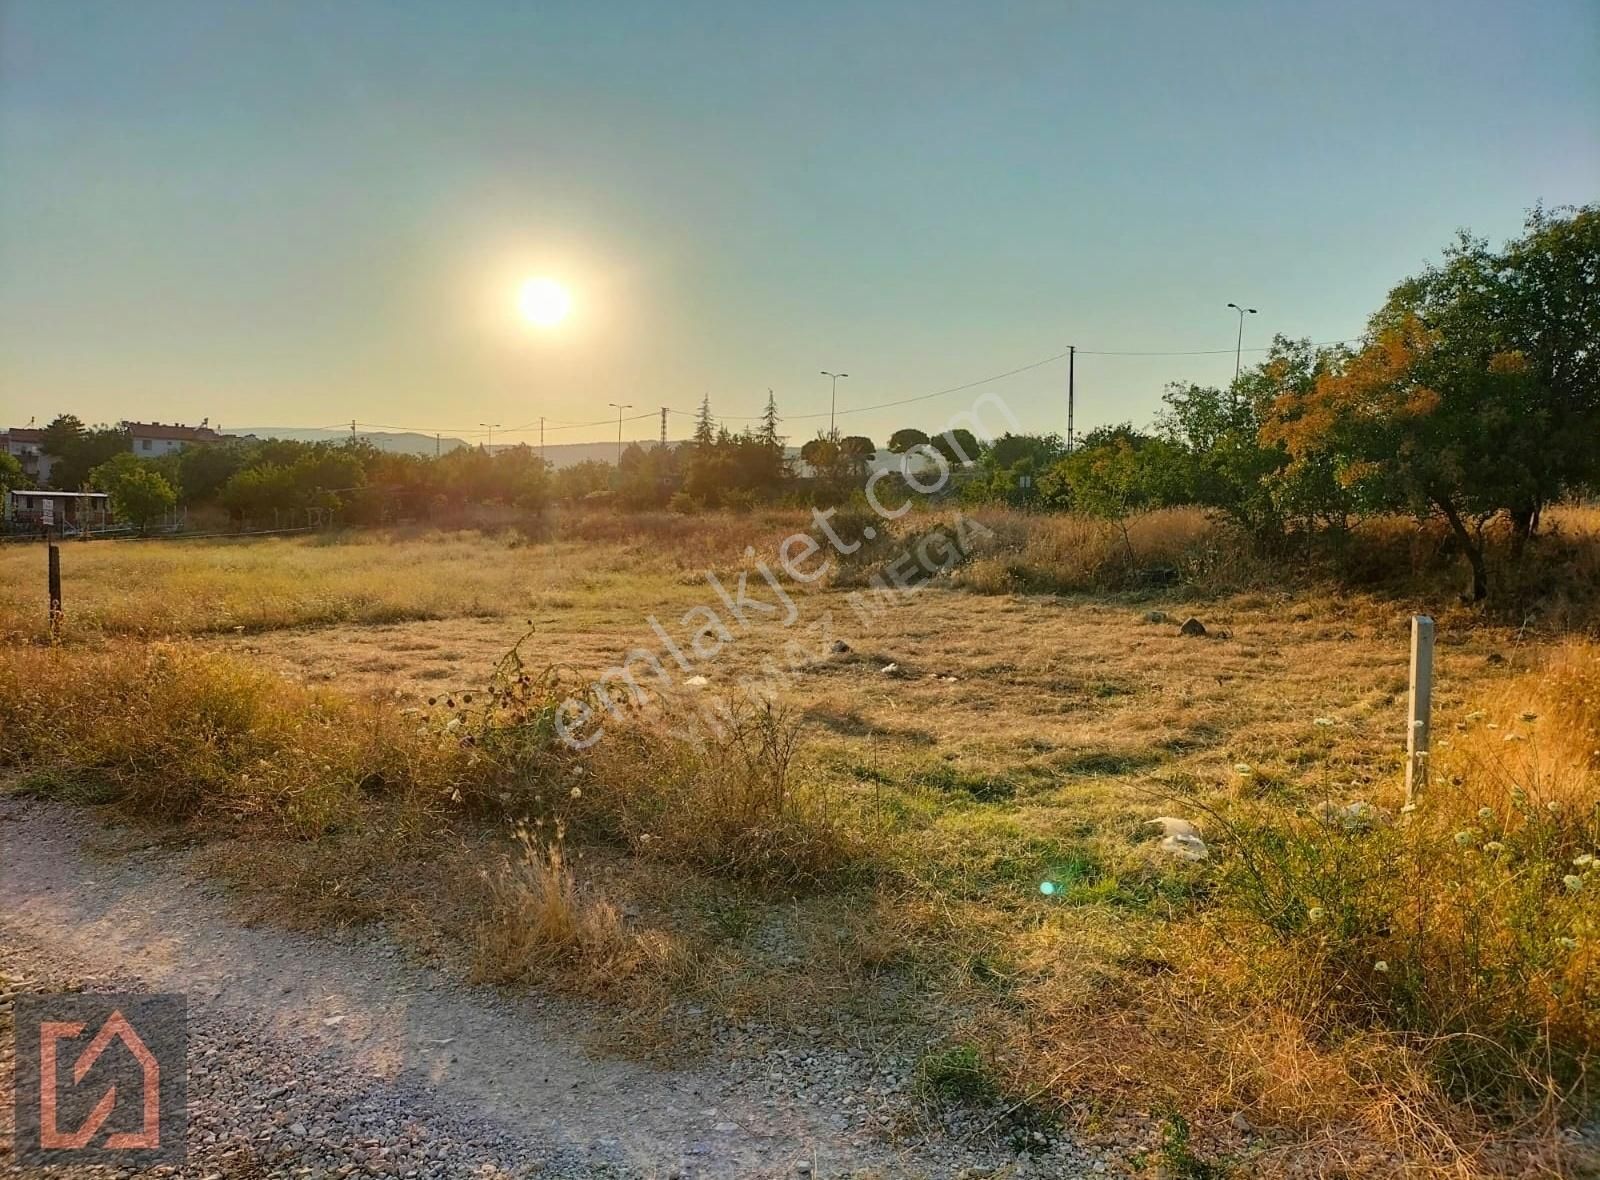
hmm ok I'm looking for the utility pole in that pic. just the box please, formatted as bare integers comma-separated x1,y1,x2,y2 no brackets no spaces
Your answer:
434,432,440,459
1067,345,1076,451
478,422,501,452
539,417,545,464
350,419,357,439
660,406,668,446
821,371,848,439
608,403,633,465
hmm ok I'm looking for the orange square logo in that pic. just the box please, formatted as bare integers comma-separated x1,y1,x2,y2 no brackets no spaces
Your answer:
12,994,186,1166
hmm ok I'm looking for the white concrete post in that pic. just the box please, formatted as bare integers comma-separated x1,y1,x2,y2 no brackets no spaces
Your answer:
1405,615,1434,807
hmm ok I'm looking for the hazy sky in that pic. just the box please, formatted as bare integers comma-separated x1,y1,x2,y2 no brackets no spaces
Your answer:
2,1,1595,447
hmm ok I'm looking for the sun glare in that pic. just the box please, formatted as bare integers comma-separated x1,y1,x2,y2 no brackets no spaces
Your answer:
518,277,572,328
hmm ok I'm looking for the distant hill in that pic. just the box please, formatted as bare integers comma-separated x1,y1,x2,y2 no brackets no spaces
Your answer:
237,428,692,470
235,427,471,456
236,429,919,475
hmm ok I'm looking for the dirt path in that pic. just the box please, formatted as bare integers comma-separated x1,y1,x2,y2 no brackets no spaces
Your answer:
1,800,1099,1178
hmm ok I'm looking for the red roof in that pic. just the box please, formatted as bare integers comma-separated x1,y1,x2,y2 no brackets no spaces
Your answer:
124,421,228,443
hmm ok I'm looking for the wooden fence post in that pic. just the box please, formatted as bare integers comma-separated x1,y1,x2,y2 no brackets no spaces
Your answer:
1405,614,1434,807
47,541,63,640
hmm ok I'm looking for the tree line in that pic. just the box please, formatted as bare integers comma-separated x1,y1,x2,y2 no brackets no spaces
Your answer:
5,205,1593,597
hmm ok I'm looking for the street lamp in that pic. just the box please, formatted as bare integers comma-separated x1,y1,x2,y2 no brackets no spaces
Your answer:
478,422,502,452
820,371,848,439
1226,303,1258,383
608,403,633,465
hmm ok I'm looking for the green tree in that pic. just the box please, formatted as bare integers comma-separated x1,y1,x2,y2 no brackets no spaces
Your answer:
931,428,981,466
90,453,177,533
40,416,130,489
1052,438,1151,560
888,428,930,453
220,464,298,524
0,451,27,497
1263,206,1600,599
692,395,716,449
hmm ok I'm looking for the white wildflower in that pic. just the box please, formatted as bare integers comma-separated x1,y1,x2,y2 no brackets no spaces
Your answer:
1564,874,1584,893
1373,960,1389,973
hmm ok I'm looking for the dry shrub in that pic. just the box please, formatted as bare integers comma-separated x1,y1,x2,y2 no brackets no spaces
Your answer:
472,823,684,991
445,637,873,890
1007,932,1583,1179
837,506,1272,597
577,700,872,890
0,635,872,901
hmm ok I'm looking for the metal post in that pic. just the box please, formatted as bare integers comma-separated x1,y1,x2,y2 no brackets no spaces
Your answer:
1405,615,1434,806
47,542,62,639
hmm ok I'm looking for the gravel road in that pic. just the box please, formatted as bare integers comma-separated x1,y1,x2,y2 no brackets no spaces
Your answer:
1,800,1114,1178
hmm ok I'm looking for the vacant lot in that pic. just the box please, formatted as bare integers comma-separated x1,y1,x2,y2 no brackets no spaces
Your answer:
2,515,1594,1178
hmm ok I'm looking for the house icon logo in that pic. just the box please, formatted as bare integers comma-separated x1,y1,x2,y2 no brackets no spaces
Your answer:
12,993,187,1165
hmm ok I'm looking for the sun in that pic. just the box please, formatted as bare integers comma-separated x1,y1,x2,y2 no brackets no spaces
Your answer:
517,277,572,328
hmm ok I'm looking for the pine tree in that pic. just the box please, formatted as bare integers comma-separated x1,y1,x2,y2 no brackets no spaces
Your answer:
693,395,715,449
758,390,782,451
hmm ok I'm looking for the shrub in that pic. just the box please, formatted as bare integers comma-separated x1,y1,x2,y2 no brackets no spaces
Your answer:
472,822,681,990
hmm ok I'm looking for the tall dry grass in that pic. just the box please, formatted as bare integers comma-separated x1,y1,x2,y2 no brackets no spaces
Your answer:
472,821,688,992
828,502,1600,621
0,636,871,891
0,642,467,830
0,510,813,639
1003,640,1600,1177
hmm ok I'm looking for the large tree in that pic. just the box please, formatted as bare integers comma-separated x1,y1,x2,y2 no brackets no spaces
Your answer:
90,453,177,534
40,415,130,489
1262,205,1600,599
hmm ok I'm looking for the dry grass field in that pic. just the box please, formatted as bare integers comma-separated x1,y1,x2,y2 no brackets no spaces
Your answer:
3,509,1598,1178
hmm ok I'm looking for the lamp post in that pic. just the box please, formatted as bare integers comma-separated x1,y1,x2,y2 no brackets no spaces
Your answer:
1226,303,1257,383
608,403,633,465
478,422,502,453
820,371,848,439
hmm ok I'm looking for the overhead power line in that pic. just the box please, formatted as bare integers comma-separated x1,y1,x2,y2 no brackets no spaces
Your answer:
318,332,1358,442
